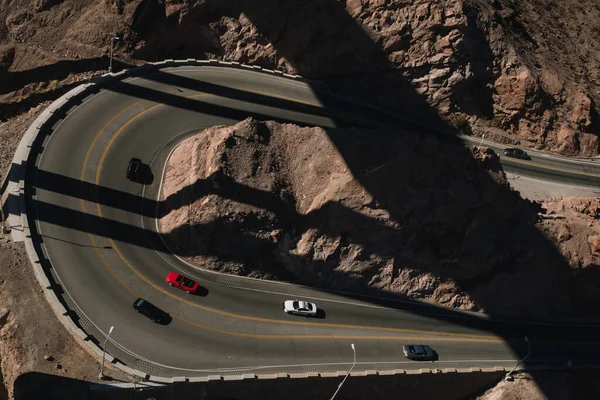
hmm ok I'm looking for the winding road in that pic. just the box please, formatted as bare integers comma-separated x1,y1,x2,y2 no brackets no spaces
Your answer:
27,65,600,378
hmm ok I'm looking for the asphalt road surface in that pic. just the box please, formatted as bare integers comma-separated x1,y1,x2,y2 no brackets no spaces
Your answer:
27,66,600,378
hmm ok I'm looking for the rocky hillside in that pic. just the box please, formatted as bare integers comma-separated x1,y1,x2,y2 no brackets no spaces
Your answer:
1,0,599,155
159,118,600,318
478,371,600,400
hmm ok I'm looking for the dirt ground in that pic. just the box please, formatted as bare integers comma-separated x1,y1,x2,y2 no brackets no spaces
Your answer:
20,370,506,400
507,174,600,202
478,371,600,400
0,232,130,400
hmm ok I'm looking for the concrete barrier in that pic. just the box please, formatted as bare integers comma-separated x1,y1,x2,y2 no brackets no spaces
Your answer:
405,370,422,375
188,376,210,383
288,373,310,379
255,374,278,380
377,369,400,376
223,374,257,381
149,376,173,384
319,372,341,378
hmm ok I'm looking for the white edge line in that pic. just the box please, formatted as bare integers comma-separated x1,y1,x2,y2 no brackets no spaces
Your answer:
144,119,600,329
29,62,600,378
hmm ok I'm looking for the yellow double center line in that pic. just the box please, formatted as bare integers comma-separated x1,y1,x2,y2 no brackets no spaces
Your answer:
78,87,502,342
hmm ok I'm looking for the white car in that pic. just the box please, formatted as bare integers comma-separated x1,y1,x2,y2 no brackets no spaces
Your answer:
283,300,317,316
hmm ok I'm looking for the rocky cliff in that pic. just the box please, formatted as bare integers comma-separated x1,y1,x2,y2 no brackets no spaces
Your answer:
1,0,599,155
159,118,600,318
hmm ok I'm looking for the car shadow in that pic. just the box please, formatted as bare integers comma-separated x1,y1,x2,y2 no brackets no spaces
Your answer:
140,163,154,185
405,351,439,362
156,313,173,326
501,155,531,162
192,285,209,297
313,309,326,319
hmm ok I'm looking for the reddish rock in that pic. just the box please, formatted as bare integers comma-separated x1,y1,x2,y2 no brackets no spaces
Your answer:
2,0,600,156
588,235,600,254
158,119,600,318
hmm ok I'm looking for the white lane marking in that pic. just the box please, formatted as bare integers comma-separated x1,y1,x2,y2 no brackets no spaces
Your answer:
126,67,321,106
32,87,199,377
34,72,342,377
146,146,422,307
98,324,518,374
156,66,311,90
143,145,600,328
33,68,600,375
31,96,155,375
192,357,600,373
143,137,455,314
506,174,600,192
141,131,598,327
169,359,520,374
463,136,600,167
127,87,467,320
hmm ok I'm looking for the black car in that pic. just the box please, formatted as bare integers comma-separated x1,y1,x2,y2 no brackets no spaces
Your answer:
126,158,143,181
503,148,530,160
132,298,171,324
402,344,435,361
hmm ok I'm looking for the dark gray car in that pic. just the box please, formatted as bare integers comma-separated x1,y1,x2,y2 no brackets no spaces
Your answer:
503,148,530,160
403,344,435,360
133,298,171,324
126,157,142,181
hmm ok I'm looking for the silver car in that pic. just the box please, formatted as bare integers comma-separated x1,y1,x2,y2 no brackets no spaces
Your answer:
403,344,434,360
283,300,317,316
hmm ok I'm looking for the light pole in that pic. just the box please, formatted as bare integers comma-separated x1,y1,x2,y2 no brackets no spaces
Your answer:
505,336,530,381
330,343,356,400
99,325,114,380
0,202,6,233
109,37,119,73
479,134,486,147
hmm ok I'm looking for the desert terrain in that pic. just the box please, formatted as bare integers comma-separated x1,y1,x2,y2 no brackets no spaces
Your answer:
1,0,600,399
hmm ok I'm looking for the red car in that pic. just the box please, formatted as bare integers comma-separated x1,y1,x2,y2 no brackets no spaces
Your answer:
165,272,199,293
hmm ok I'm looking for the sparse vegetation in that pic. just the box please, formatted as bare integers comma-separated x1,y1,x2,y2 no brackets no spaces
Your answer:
47,79,59,90
452,114,471,135
491,116,504,129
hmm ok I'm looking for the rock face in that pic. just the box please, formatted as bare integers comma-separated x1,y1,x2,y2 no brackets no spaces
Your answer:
1,0,599,155
131,0,600,155
538,197,600,312
159,118,600,318
477,371,600,400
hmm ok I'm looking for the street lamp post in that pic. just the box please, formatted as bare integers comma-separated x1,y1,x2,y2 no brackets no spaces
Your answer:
505,336,530,381
99,325,115,380
0,202,6,233
109,37,120,73
330,344,356,400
